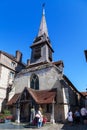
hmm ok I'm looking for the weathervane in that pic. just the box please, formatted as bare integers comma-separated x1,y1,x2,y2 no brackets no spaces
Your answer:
42,3,45,8
42,3,45,15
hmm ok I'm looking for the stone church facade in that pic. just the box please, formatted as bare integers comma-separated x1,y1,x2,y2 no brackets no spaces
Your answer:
0,7,85,123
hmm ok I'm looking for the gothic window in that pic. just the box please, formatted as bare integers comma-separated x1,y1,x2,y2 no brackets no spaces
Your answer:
30,74,39,90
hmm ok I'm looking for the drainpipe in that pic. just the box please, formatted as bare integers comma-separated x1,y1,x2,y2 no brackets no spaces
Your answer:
50,99,55,124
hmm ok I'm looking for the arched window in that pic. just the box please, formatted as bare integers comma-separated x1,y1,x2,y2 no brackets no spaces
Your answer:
30,74,39,90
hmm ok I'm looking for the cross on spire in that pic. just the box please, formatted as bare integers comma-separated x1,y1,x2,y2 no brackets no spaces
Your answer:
42,3,45,15
42,3,45,8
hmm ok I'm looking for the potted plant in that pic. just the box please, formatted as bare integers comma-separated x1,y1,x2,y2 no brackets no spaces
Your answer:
0,113,4,123
3,109,13,123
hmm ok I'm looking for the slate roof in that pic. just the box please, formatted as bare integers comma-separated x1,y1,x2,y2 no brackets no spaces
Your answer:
63,75,84,98
7,87,56,106
28,88,56,104
27,60,63,68
53,60,64,67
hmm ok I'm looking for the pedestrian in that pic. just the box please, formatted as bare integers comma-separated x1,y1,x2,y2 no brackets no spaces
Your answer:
67,109,73,125
74,109,80,124
35,108,43,128
80,106,87,124
38,115,43,128
30,106,35,123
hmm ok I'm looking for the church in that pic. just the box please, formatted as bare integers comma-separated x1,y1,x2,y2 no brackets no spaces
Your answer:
6,7,85,123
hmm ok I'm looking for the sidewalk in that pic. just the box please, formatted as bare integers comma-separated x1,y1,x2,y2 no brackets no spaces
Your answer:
24,122,87,130
0,122,87,130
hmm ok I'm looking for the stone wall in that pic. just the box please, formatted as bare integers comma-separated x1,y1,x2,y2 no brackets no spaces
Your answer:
0,66,9,111
14,65,61,94
0,52,25,112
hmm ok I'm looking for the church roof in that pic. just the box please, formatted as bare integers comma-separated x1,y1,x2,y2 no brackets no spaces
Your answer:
17,61,64,77
7,87,56,105
27,60,63,68
63,74,79,92
30,6,53,51
63,75,84,98
38,5,48,37
53,60,64,67
80,92,87,97
27,88,56,104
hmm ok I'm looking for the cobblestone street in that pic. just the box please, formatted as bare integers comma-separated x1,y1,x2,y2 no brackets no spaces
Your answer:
0,122,87,130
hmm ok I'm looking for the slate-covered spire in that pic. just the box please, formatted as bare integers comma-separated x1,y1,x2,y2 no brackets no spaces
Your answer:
30,4,54,64
38,4,48,37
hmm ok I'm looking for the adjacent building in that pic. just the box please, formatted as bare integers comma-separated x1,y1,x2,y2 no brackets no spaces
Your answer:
84,50,87,62
0,50,25,111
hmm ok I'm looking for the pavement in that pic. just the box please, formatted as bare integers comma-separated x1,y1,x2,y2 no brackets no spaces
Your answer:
0,122,87,130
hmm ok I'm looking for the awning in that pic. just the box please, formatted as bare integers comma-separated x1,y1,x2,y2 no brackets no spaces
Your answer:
7,93,21,106
7,87,56,106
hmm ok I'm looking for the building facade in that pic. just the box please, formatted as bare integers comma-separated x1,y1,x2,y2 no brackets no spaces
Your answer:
0,7,84,123
0,50,25,112
7,7,84,123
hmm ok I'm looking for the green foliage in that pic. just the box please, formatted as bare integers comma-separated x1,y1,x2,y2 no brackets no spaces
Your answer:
0,114,4,119
3,109,11,116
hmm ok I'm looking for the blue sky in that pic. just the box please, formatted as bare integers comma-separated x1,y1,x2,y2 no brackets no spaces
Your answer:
0,0,87,92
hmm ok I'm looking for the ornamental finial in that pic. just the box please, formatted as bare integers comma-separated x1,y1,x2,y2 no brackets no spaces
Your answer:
42,3,45,15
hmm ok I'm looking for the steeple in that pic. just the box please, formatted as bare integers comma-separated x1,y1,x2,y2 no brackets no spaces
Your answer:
38,4,48,37
30,4,54,65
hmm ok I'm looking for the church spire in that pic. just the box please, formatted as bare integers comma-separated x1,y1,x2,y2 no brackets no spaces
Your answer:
38,4,49,37
30,4,54,64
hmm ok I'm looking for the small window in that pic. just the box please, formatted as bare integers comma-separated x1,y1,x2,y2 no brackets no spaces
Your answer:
9,71,15,79
11,62,15,67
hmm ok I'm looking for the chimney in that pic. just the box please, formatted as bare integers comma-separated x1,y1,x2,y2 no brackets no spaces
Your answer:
27,59,30,66
16,50,22,62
